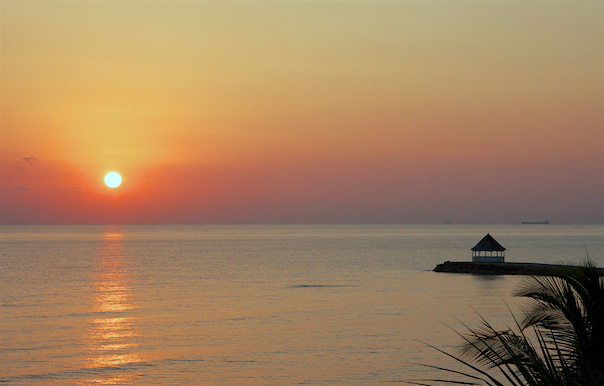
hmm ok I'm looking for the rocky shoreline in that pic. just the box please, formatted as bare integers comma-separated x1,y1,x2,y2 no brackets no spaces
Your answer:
433,261,604,275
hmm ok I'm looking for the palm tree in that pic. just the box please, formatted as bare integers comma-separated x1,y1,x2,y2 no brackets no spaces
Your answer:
408,262,604,386
511,261,604,383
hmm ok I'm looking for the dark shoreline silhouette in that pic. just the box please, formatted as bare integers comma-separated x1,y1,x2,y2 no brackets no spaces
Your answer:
434,261,604,275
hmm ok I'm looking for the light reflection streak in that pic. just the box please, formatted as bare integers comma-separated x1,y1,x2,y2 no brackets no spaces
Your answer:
81,227,144,384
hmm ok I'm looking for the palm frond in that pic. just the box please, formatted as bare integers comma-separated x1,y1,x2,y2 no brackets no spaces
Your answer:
406,261,604,386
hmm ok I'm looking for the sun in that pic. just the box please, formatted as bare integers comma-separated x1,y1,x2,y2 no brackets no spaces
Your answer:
104,172,122,188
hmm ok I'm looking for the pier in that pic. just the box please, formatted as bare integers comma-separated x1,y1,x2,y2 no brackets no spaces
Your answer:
433,261,604,275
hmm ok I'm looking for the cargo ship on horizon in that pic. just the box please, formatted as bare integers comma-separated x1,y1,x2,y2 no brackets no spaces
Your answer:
521,220,550,224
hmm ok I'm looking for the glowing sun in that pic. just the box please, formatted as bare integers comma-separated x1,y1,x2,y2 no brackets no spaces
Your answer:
104,172,122,188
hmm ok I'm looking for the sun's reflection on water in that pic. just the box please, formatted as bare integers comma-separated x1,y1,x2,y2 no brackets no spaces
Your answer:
82,228,145,383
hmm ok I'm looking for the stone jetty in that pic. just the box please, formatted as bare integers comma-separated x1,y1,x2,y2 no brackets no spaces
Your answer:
433,261,604,276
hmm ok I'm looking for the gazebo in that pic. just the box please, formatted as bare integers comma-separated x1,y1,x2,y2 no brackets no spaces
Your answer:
471,233,506,262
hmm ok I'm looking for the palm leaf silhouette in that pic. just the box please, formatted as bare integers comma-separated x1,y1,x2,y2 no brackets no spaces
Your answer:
407,261,604,386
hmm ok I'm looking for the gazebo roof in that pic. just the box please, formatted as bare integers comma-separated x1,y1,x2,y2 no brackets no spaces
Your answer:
471,233,506,252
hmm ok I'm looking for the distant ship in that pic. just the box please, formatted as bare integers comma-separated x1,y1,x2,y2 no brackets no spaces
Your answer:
521,220,550,224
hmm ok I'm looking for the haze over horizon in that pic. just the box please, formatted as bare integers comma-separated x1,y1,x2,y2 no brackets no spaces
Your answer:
1,1,602,225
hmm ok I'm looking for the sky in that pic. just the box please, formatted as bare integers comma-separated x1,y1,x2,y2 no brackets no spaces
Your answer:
1,0,602,224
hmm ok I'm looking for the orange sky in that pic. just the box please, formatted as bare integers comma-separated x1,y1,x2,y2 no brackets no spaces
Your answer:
1,1,602,224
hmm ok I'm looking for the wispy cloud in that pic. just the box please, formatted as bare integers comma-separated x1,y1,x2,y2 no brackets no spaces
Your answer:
23,157,38,165
15,186,30,192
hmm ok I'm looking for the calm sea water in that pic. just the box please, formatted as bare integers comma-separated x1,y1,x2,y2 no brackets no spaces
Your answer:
1,224,602,385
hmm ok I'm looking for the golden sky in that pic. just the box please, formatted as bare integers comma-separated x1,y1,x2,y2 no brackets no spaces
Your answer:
1,0,602,224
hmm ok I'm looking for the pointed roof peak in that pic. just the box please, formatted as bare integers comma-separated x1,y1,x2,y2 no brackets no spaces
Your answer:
471,233,506,252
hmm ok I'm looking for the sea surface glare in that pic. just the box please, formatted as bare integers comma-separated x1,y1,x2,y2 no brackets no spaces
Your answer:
1,224,602,385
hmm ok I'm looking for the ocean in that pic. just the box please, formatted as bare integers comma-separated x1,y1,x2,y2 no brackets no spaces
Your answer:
1,224,602,385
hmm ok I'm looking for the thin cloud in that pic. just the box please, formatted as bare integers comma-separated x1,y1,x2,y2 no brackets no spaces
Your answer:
23,157,38,165
15,186,30,192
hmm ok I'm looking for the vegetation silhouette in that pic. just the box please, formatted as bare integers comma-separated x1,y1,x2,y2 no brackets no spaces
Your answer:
407,261,604,386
